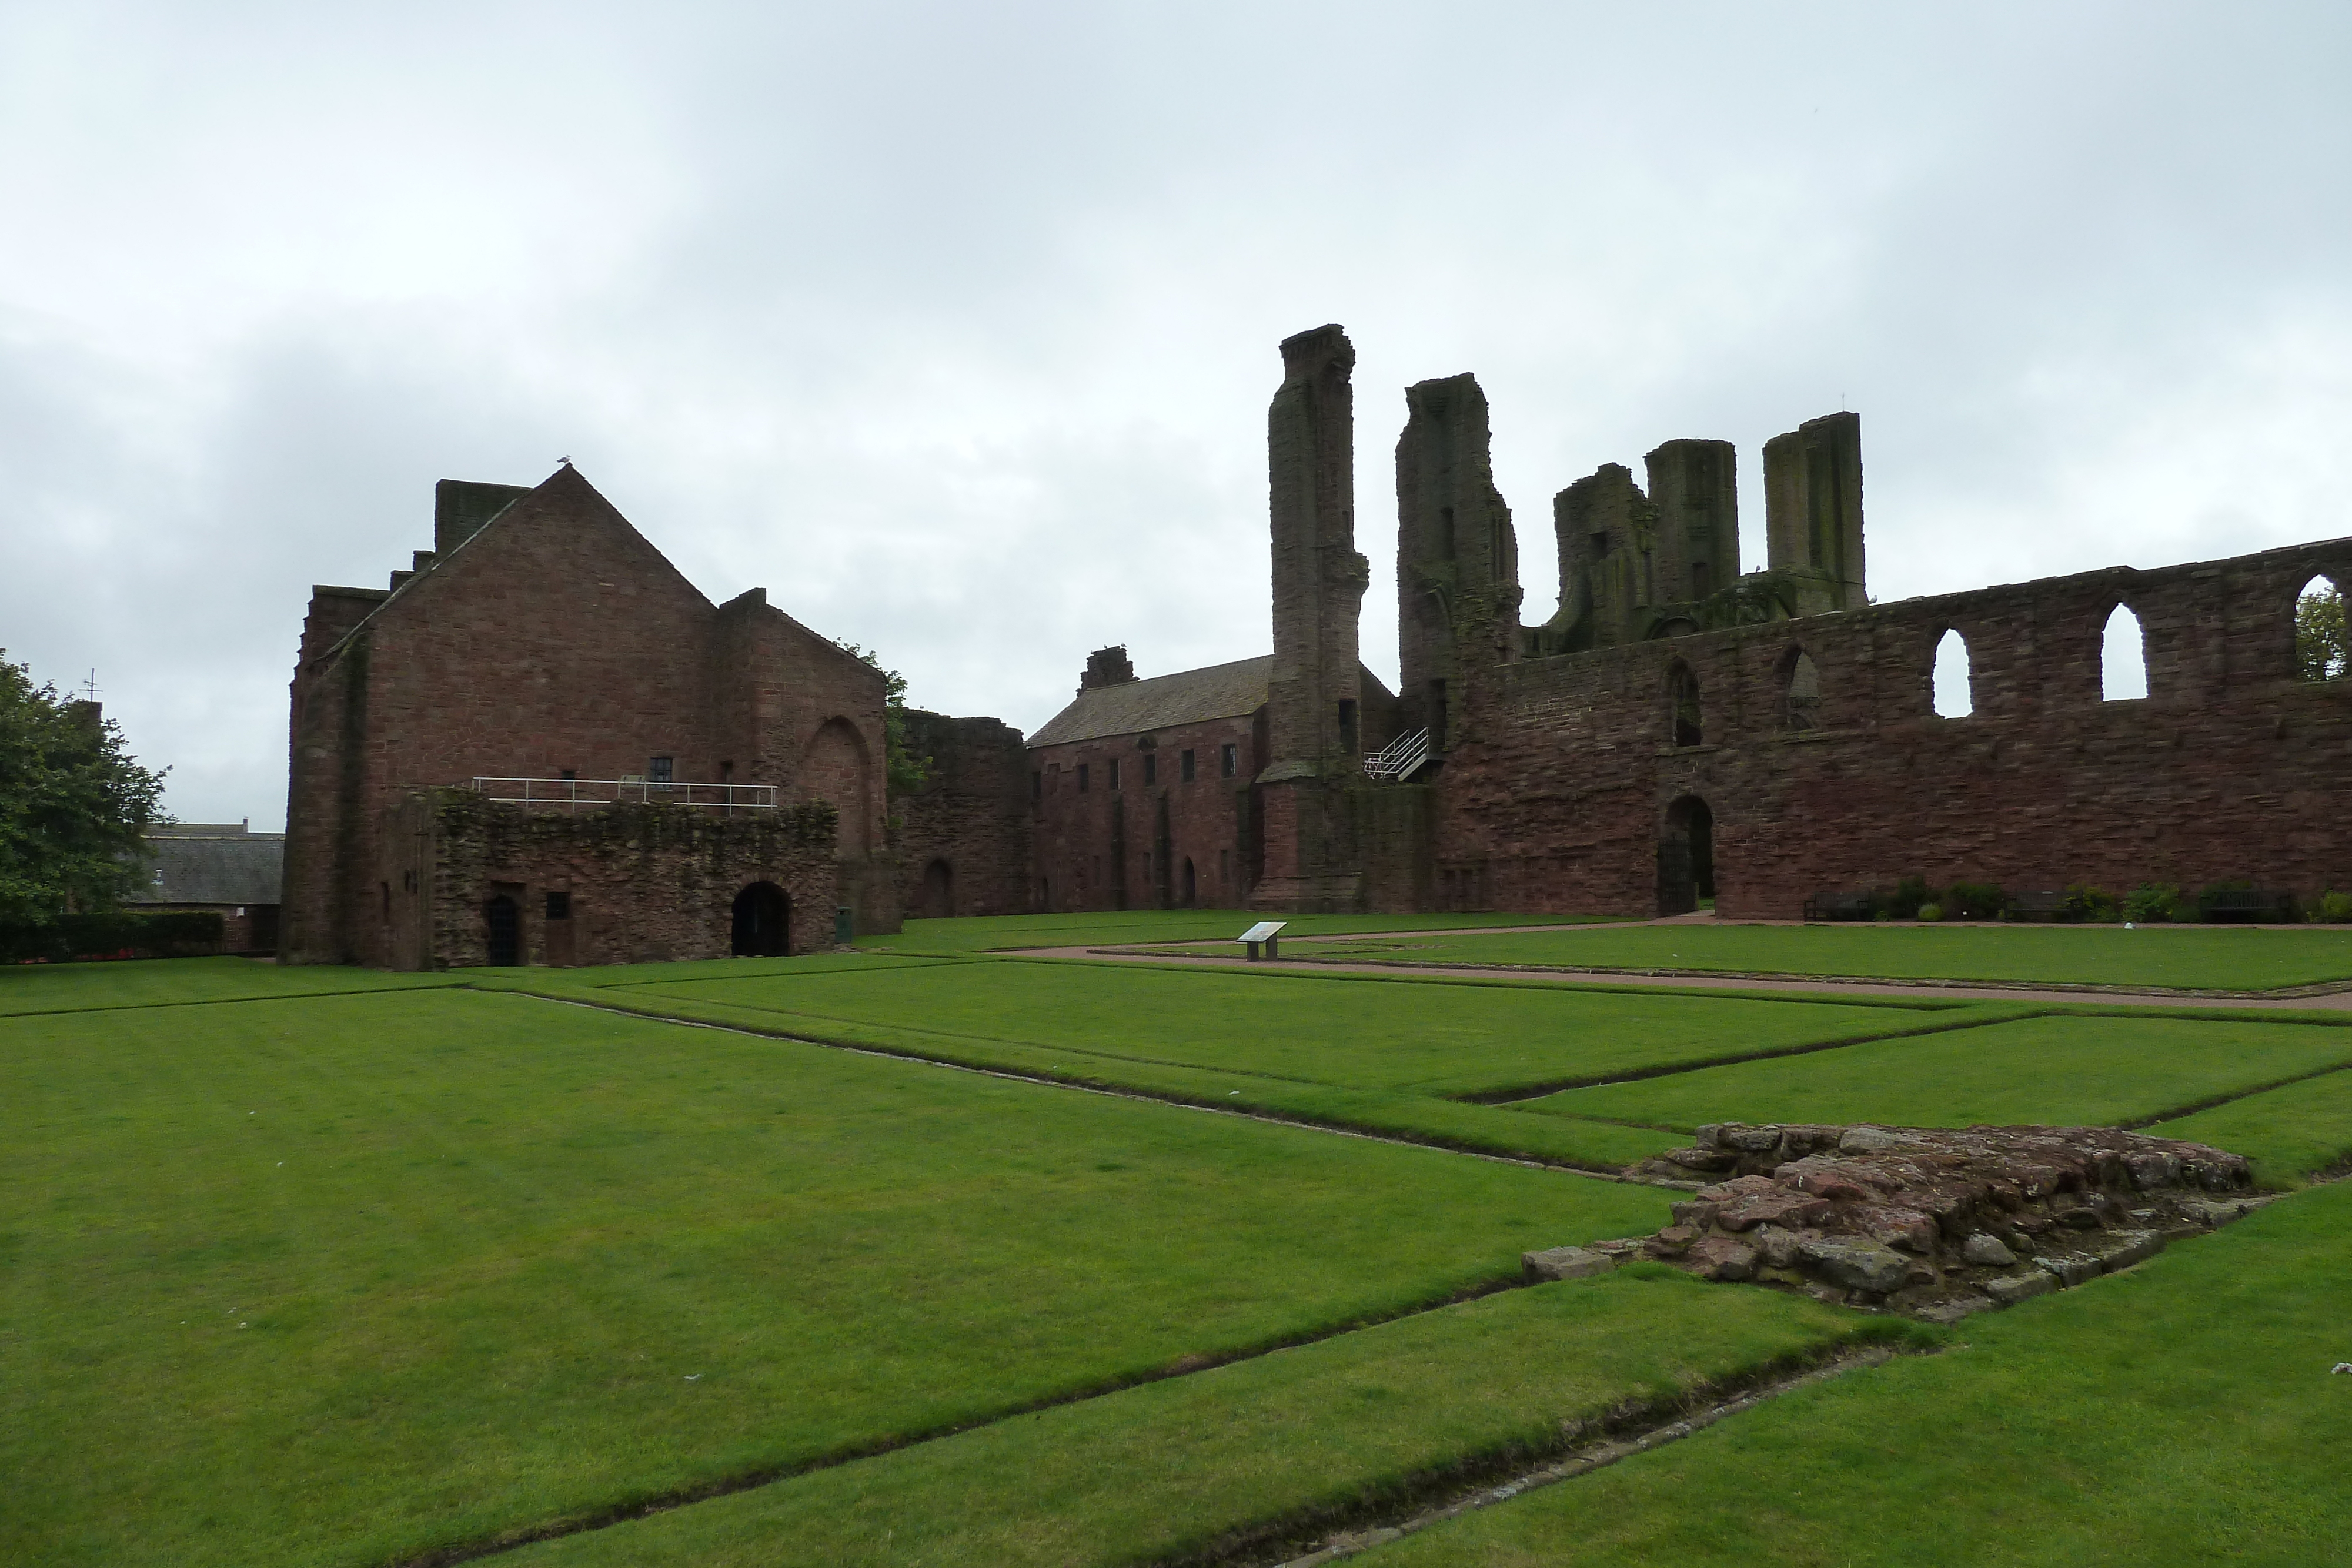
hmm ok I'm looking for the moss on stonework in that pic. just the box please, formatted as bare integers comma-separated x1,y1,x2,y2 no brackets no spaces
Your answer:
429,791,838,853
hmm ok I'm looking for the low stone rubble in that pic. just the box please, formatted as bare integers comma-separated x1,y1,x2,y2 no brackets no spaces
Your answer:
1523,1122,2268,1320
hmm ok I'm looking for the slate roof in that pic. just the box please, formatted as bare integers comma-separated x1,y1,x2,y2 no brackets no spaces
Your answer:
1028,656,1275,747
127,831,285,908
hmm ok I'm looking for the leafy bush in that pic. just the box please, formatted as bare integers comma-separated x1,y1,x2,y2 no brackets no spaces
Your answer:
1916,902,1944,922
1943,881,2007,921
2123,883,2190,924
2066,885,2122,923
2321,890,2352,924
0,911,223,964
1885,876,1939,921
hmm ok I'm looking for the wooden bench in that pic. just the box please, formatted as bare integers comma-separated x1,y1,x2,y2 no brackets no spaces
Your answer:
2197,889,2296,923
1802,891,1877,923
2007,889,2070,922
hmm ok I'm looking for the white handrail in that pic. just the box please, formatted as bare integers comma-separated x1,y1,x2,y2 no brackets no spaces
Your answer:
467,777,778,811
1362,729,1434,783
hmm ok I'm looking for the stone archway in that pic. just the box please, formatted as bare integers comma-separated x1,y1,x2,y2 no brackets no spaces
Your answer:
731,881,790,957
1658,795,1715,915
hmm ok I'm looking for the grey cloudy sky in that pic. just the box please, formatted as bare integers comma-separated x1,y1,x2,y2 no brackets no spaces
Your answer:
4,2,2347,828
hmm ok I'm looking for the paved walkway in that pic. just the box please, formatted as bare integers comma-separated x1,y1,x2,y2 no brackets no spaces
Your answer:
1009,926,2352,1012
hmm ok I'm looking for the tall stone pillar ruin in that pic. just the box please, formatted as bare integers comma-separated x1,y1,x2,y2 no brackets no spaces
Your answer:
1396,372,1521,753
1253,324,1371,911
1764,411,1865,614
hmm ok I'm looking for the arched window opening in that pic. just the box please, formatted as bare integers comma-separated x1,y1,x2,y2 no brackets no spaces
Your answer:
2296,574,2346,681
920,858,954,920
1666,661,1703,747
731,882,790,957
1780,648,1822,731
1931,630,1974,718
2101,604,2148,701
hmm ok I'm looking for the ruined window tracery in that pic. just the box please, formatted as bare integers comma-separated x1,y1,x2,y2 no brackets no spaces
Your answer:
2295,574,2346,681
1931,630,1974,718
1780,648,1822,731
1666,661,1703,747
2100,604,2148,701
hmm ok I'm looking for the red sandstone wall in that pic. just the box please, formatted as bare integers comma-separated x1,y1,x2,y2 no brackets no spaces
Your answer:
283,468,903,964
1031,712,1261,910
422,793,842,967
893,710,1034,920
1430,537,2352,918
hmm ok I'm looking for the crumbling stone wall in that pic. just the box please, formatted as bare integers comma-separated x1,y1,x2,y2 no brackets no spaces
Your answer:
1432,536,2352,918
1396,373,1521,752
1542,1121,2262,1322
893,710,1033,920
421,791,841,967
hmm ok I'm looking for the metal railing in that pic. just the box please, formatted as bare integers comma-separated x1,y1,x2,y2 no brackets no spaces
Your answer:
467,777,779,812
1362,728,1434,783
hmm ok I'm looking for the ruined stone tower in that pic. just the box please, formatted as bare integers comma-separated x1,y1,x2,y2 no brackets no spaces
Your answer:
1396,372,1521,753
1764,411,1865,614
1254,324,1372,910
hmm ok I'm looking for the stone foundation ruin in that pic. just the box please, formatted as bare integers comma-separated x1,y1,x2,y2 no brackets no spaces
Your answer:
1525,1123,2265,1322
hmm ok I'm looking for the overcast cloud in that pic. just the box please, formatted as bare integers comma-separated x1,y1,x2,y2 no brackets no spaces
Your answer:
4,2,2348,829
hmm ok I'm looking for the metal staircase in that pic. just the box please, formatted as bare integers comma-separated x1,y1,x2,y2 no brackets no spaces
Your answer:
1362,728,1435,783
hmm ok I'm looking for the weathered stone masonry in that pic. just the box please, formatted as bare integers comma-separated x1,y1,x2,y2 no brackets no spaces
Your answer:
1040,324,2351,918
283,466,1013,967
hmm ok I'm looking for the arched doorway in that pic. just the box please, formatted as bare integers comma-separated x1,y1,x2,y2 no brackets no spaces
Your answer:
731,882,790,957
1657,796,1715,915
1181,857,1197,907
483,894,520,966
921,858,954,920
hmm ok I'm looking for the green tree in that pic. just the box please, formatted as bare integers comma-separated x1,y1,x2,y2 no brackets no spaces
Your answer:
2297,581,2346,681
831,641,933,795
0,655,169,925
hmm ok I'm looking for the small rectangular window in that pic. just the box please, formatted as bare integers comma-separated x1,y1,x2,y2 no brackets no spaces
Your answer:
719,760,734,783
1692,561,1710,599
1108,758,1120,790
1220,847,1230,880
649,755,674,784
546,892,571,920
1220,743,1237,778
559,768,577,781
1180,748,1195,783
1589,531,1607,559
1031,771,1042,800
1078,763,1090,793
1337,700,1358,753
1144,753,1157,786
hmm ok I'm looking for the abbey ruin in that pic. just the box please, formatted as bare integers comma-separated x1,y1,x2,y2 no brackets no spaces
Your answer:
282,326,2350,965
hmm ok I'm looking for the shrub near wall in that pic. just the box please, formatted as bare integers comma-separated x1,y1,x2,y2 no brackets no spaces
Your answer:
0,911,225,963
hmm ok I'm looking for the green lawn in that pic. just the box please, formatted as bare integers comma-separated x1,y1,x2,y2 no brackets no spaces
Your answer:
857,908,1609,955
1522,1012,2352,1135
1297,922,2352,991
2150,1065,2352,1186
0,954,457,1015
1365,1180,2352,1567
612,958,1952,1098
512,1271,1923,1568
1,985,1672,1568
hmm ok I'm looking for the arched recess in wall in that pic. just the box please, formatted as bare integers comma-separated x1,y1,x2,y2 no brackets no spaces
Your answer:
1656,795,1715,916
1778,647,1822,731
2100,603,2148,701
2294,573,2346,681
801,717,872,853
1931,630,1975,718
921,858,954,920
1665,660,1703,747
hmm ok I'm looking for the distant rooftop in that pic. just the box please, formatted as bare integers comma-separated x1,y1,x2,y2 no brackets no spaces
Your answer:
128,826,284,907
1029,656,1274,748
